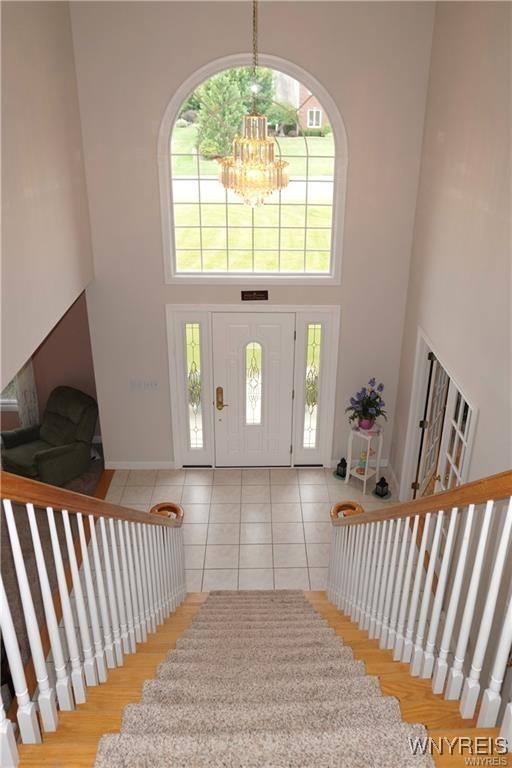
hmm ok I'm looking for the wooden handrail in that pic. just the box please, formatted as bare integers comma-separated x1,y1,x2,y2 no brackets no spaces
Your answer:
0,471,183,528
150,502,184,523
331,469,512,527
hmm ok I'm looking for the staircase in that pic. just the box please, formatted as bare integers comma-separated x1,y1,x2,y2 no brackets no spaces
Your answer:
94,590,433,767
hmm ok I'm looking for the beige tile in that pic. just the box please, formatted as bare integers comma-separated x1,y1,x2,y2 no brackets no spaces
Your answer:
156,469,186,485
213,468,242,485
306,542,330,567
182,524,208,546
181,504,210,524
241,485,271,503
207,523,240,545
274,568,310,589
309,567,328,590
299,484,330,503
271,503,302,522
125,503,150,512
301,502,331,522
184,469,213,485
271,485,301,503
109,470,129,487
270,468,298,485
298,468,326,485
239,569,274,589
303,522,331,543
202,570,238,590
240,503,271,523
240,523,272,544
210,503,241,523
151,485,183,505
184,545,205,569
121,486,153,505
239,544,273,569
273,543,307,568
181,485,213,504
105,486,123,504
211,485,242,504
272,522,305,544
126,469,157,486
242,468,270,485
204,544,239,569
185,570,203,591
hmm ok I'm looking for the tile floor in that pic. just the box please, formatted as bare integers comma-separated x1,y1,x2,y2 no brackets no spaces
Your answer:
106,466,396,591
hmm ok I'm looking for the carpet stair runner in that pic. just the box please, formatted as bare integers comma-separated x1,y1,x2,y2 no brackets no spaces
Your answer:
95,591,433,767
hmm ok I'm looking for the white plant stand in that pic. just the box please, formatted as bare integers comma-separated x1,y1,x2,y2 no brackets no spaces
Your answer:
345,425,383,494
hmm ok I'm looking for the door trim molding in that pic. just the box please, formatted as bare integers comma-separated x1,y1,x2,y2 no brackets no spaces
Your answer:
166,304,340,468
399,327,478,501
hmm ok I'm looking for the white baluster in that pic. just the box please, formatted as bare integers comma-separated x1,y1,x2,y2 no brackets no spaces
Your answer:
369,520,388,638
151,526,164,623
76,513,107,682
401,513,431,663
47,507,86,703
336,526,348,609
349,525,362,618
130,522,148,642
3,499,58,730
117,521,136,653
432,505,475,693
61,509,98,687
393,516,419,660
108,519,129,654
359,522,376,630
460,499,512,718
0,577,41,743
145,525,159,630
410,511,444,675
0,702,19,766
363,521,381,631
99,517,123,665
380,518,402,648
26,503,74,709
178,525,186,600
477,594,512,726
162,527,172,614
88,515,116,668
331,526,343,606
136,523,152,634
354,524,370,624
327,527,336,601
421,508,458,678
500,702,512,752
160,527,171,617
445,500,494,700
374,519,394,640
387,519,410,649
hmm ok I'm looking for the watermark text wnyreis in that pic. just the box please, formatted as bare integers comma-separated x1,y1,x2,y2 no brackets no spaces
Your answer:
408,736,510,764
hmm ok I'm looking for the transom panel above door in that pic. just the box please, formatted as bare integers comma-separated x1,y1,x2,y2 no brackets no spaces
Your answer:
213,313,295,466
166,305,340,468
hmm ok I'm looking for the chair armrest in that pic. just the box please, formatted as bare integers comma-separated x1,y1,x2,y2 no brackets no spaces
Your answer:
35,443,88,486
1,425,41,448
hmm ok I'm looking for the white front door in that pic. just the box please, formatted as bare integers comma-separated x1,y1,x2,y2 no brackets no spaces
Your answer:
212,312,295,466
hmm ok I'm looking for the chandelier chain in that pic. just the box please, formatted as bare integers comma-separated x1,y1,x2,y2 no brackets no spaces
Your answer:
252,0,258,112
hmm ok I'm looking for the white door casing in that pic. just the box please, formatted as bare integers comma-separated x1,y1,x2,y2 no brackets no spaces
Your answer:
166,305,340,468
212,312,295,466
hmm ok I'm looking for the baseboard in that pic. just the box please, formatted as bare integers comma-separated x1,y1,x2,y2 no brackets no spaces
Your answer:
105,460,177,470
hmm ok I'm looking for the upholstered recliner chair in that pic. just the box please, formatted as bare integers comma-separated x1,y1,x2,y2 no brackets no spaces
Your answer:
1,386,98,486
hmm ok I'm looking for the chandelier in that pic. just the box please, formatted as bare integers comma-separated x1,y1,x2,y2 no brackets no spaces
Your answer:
218,0,288,207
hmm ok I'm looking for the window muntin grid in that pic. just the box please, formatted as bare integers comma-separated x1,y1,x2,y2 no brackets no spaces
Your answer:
245,342,262,425
170,69,335,277
307,108,322,128
185,323,204,449
303,323,322,449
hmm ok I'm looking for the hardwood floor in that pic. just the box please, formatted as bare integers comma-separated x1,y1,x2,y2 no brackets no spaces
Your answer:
307,591,508,768
18,590,509,767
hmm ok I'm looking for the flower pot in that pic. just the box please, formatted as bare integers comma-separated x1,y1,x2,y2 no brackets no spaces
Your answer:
358,418,375,430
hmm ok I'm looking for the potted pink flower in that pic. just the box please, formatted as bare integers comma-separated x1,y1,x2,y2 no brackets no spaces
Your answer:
346,378,387,430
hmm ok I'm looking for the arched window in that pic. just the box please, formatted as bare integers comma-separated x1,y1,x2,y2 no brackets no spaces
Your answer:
159,56,347,284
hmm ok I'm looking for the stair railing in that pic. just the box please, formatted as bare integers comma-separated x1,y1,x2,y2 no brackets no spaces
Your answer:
327,469,512,743
0,470,185,765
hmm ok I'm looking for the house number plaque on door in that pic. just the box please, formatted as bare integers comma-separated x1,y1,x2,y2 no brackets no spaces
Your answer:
241,290,268,301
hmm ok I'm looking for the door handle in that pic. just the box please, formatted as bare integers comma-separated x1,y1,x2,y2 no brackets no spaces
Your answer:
216,386,229,411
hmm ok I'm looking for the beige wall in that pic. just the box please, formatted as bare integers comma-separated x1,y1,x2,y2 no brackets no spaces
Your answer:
32,292,99,434
1,1,94,388
391,2,511,486
70,1,434,466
